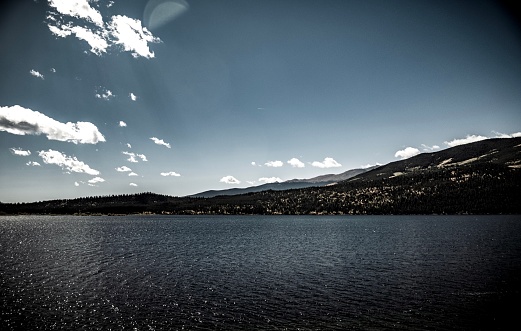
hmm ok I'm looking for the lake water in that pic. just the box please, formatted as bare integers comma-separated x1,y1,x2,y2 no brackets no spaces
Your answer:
1,215,520,330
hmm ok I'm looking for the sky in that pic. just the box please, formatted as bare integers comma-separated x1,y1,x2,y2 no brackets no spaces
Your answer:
1,0,520,203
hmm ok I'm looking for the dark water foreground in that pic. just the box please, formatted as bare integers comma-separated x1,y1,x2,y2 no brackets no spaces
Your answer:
1,215,520,330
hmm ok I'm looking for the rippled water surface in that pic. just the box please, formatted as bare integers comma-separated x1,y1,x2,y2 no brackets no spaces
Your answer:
1,215,520,330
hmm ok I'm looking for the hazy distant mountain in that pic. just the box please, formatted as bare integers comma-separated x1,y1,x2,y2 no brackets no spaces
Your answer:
190,166,378,198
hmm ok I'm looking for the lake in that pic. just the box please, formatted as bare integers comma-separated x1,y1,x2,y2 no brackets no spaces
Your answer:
1,215,520,330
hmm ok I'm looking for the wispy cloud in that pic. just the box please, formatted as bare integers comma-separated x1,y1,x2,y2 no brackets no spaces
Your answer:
129,92,137,101
128,172,138,176
0,105,105,144
29,69,44,80
161,171,181,177
394,147,420,159
287,158,305,168
311,157,342,168
47,1,160,58
115,166,132,172
95,87,114,100
258,177,282,184
39,149,100,175
130,183,138,186
10,148,31,156
26,161,41,167
265,160,283,167
220,175,240,184
150,137,171,148
119,121,127,127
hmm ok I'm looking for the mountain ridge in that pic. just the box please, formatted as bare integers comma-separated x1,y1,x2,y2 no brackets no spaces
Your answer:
1,137,520,215
190,166,378,198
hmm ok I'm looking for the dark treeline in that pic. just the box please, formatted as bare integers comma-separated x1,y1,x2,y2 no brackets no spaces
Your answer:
1,163,520,215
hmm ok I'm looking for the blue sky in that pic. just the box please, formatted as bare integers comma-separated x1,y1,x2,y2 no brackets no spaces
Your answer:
1,0,520,203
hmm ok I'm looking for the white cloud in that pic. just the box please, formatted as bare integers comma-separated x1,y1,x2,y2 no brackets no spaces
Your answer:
47,2,160,58
74,181,80,186
0,105,105,144
265,160,283,167
38,149,100,175
421,144,440,152
107,15,160,59
50,68,56,73
126,143,132,149
122,151,138,163
128,172,138,176
122,151,147,163
48,24,72,38
220,175,240,184
10,148,31,156
68,25,109,55
492,131,521,139
258,177,282,184
251,161,257,166
161,171,181,177
30,69,44,80
95,87,114,100
130,183,138,187
129,93,137,101
150,137,171,148
88,177,105,185
311,157,342,168
119,121,127,127
26,161,41,167
444,135,488,148
360,163,382,169
394,147,420,159
48,0,104,27
287,158,305,168
115,166,132,172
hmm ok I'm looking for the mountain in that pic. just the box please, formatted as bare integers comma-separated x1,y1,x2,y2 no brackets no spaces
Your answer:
2,137,520,215
345,137,521,183
190,167,378,198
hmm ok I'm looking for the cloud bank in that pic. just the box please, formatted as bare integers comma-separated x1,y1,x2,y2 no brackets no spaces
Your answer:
311,157,342,168
394,147,420,159
0,105,105,144
39,149,100,175
287,158,305,168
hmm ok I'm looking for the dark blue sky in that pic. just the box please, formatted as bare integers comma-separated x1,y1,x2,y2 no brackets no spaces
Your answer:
1,0,520,202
